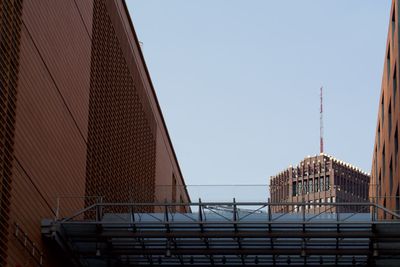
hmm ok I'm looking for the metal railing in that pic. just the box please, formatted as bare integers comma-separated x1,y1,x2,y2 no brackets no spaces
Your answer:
52,183,400,221
58,200,400,225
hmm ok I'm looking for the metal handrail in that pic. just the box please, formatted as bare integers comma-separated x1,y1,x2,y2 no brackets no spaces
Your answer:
59,201,400,223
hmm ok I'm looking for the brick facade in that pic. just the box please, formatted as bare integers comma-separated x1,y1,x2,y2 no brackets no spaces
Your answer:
270,154,370,213
0,0,189,266
371,0,400,218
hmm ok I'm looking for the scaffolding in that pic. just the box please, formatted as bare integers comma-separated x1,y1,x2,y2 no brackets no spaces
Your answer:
42,201,400,266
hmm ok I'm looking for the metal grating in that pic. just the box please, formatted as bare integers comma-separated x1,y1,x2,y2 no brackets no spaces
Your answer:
85,0,156,212
42,201,400,266
0,0,23,265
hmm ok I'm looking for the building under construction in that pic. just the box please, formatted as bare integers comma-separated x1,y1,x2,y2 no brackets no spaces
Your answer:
270,154,370,213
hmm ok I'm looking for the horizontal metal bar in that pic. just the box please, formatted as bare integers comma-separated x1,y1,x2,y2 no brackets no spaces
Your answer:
85,239,372,245
65,230,384,239
91,201,374,207
85,264,365,267
59,220,384,225
79,248,377,256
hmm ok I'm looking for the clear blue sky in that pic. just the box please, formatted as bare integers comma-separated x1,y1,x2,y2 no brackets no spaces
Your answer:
127,1,391,200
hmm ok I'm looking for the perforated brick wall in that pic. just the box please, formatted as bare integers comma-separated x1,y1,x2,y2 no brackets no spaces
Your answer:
371,0,400,217
0,0,23,264
85,0,156,211
1,0,188,265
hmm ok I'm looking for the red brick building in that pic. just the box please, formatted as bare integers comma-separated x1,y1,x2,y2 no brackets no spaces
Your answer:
270,154,370,213
371,0,400,217
0,0,189,266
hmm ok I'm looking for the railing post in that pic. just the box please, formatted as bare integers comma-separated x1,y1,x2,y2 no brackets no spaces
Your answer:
372,204,376,222
198,198,202,221
375,183,378,206
336,205,339,222
95,197,103,222
96,204,101,222
100,197,103,220
164,199,169,222
267,199,272,222
55,197,60,221
233,198,237,222
267,199,272,233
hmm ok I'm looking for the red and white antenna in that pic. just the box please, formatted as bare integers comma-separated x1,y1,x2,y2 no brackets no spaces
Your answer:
320,86,324,154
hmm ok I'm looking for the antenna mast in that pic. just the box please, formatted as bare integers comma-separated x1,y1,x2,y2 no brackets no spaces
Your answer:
320,86,324,154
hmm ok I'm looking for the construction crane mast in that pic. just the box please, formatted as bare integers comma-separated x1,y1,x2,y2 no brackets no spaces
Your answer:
320,86,324,154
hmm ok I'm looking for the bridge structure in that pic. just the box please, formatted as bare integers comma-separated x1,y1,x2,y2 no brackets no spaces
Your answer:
41,201,400,266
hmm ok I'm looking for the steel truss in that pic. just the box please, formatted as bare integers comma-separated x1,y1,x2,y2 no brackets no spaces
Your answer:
42,201,400,266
